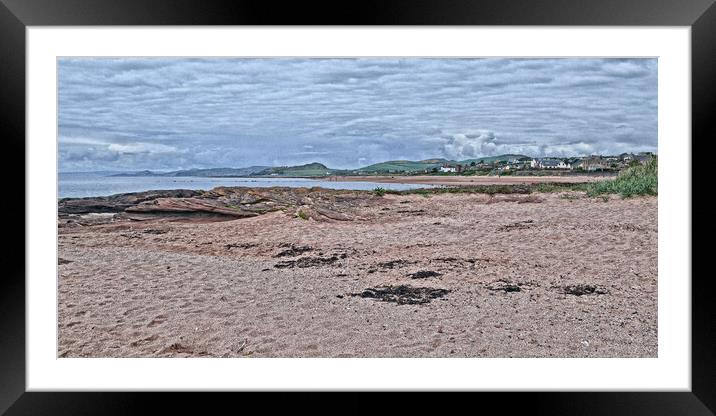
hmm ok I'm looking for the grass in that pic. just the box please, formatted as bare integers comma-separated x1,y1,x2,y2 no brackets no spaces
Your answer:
296,210,309,220
586,156,657,198
534,182,592,193
373,187,400,197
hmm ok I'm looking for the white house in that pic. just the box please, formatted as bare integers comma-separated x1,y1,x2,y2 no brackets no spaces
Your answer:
533,158,573,169
439,166,457,173
557,160,572,169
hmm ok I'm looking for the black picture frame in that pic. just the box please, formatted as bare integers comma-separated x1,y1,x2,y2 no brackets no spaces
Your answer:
1,0,712,414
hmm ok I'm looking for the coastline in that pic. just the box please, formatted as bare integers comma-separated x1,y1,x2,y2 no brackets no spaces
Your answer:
323,175,613,186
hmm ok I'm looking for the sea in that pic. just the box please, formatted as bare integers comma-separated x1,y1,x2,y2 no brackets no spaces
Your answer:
58,172,433,199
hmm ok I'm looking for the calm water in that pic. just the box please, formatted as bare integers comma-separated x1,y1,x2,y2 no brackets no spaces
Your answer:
59,172,433,198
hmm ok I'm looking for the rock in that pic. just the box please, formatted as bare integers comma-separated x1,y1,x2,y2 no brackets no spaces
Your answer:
59,186,373,224
126,197,258,218
408,270,442,279
58,189,202,214
350,285,450,305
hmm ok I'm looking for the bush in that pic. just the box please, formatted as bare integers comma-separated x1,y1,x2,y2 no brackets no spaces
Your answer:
373,187,386,196
587,156,657,197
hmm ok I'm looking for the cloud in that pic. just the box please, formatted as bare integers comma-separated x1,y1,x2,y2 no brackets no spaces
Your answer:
58,58,657,171
442,131,499,160
107,142,178,154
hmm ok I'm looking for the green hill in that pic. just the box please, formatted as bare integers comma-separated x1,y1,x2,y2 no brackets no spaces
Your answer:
112,166,269,177
460,154,531,165
357,155,529,173
358,159,448,173
253,162,343,177
166,166,269,177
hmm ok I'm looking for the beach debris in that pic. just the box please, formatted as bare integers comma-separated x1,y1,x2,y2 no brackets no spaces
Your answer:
408,270,442,279
225,242,258,250
274,254,345,269
609,223,646,232
159,342,194,354
486,194,544,204
430,257,480,266
396,209,426,216
274,245,313,257
130,334,158,347
497,219,535,232
377,259,415,269
486,280,522,293
235,339,248,353
560,284,608,296
143,228,168,234
120,232,142,239
58,258,73,265
351,285,450,305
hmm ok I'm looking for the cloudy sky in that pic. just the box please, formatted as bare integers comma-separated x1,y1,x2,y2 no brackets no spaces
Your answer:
58,58,657,172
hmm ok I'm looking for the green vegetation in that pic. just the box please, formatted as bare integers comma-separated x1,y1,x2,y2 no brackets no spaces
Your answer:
587,156,657,197
256,162,341,177
535,183,591,193
460,154,529,165
412,189,431,198
373,187,400,197
358,159,448,174
400,184,532,196
559,193,581,200
366,183,578,197
297,210,309,220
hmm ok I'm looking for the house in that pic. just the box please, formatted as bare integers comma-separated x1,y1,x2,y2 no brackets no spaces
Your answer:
634,153,654,164
619,153,633,162
539,159,561,169
557,160,572,169
580,156,610,171
531,158,570,169
439,165,457,173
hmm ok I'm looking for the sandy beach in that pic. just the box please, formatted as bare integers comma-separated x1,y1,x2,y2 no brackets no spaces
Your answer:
331,175,613,186
57,189,657,358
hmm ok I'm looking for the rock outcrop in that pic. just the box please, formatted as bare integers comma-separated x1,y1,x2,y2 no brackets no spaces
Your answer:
58,186,379,224
58,189,203,214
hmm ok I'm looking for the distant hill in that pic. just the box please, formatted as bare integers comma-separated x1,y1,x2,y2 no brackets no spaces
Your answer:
356,155,529,173
108,154,535,178
111,170,161,177
357,159,449,173
253,162,343,177
460,154,531,165
111,166,269,177
165,166,269,177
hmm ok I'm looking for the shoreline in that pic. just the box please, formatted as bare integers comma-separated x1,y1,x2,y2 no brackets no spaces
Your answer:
320,175,613,186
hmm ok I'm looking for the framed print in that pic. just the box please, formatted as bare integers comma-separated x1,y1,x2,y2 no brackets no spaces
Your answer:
2,0,713,414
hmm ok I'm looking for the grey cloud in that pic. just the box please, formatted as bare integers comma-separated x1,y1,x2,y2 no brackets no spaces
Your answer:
58,58,657,171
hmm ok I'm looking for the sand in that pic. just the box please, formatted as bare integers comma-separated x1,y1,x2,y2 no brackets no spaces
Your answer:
330,175,612,186
58,191,657,358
